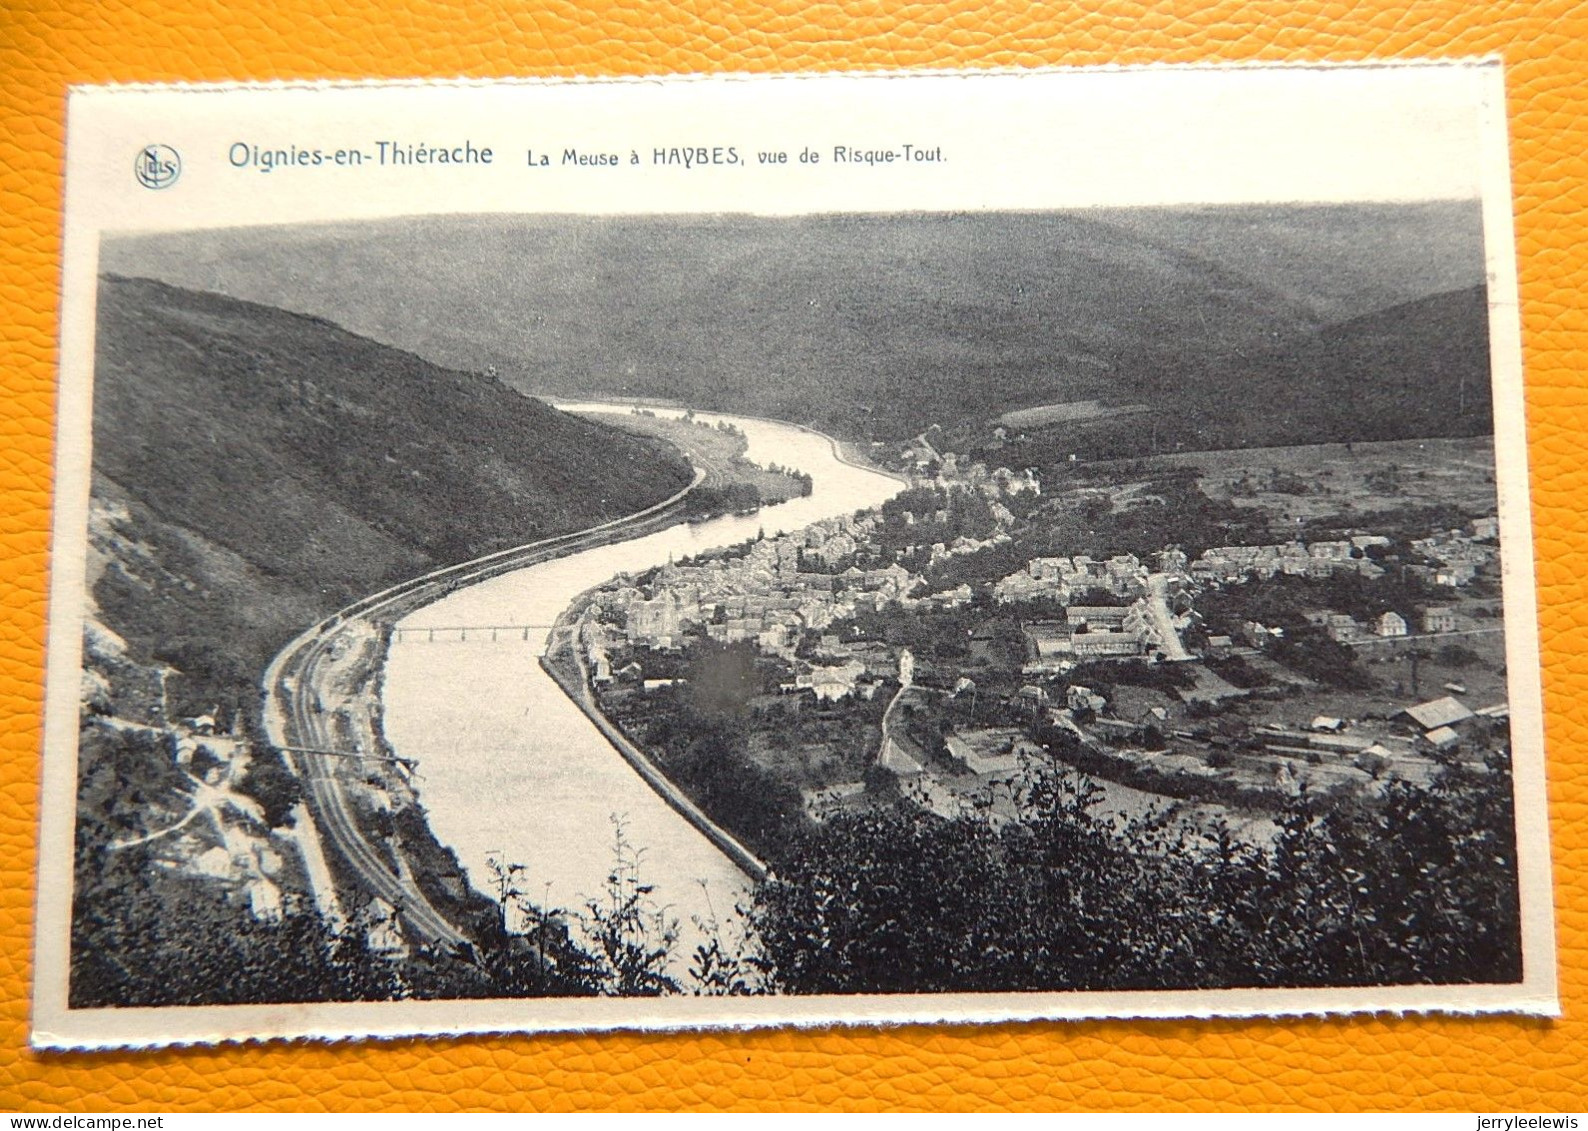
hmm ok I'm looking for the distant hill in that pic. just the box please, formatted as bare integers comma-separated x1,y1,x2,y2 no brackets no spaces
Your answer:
1152,283,1494,451
99,203,1488,441
1287,284,1494,436
979,284,1493,467
1087,203,1487,325
90,275,692,707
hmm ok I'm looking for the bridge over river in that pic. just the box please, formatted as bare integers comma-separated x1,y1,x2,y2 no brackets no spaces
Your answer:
392,623,554,644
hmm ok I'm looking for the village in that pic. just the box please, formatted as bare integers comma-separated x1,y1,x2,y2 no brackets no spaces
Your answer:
575,442,1511,848
89,428,1510,962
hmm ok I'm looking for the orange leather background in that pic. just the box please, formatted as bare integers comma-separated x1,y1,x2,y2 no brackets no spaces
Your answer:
2,0,1585,1112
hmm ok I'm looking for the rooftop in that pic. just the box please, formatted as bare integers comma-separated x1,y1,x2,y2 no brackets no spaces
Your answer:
1403,696,1476,731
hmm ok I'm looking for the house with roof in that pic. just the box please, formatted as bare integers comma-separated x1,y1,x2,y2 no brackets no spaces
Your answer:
1022,622,1071,664
1240,620,1275,649
1066,605,1131,630
1309,540,1354,561
1156,547,1189,574
797,659,867,702
1189,558,1222,583
944,732,1024,776
1067,684,1107,713
1071,631,1143,658
1377,611,1409,637
1400,695,1476,733
1307,612,1360,642
361,897,408,958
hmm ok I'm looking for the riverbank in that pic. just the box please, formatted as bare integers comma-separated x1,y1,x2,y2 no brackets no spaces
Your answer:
539,595,768,882
381,405,906,948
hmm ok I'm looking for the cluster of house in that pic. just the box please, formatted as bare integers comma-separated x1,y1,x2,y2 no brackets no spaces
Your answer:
924,534,1013,571
1397,692,1507,750
1409,519,1500,587
989,515,1498,626
583,598,908,704
988,523,1489,667
583,520,931,703
592,522,907,652
1020,604,1156,670
898,447,1042,499
880,478,1021,567
1250,693,1507,773
787,659,881,703
1188,537,1393,584
591,489,1016,664
1297,604,1461,643
993,551,1164,604
1188,516,1498,589
1203,601,1461,654
800,513,883,567
784,645,915,702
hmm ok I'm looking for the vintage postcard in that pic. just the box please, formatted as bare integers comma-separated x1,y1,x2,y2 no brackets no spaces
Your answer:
34,62,1556,1049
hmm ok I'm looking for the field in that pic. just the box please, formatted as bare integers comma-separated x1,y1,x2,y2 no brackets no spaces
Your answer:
997,400,1152,430
1126,435,1498,528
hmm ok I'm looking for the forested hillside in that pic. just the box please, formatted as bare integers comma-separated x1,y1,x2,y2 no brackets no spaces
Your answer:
974,284,1494,467
91,274,693,711
72,276,698,1007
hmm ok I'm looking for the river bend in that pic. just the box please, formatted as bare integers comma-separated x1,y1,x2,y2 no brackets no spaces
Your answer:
381,406,904,957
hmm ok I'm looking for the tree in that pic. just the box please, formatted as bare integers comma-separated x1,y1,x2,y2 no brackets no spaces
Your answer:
687,882,770,996
237,745,303,828
749,747,1522,994
70,827,403,1007
575,818,681,996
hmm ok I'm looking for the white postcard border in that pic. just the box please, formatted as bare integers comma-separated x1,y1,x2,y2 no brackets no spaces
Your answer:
32,59,1558,1050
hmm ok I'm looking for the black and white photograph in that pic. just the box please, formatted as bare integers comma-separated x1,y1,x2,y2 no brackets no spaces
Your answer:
34,63,1555,1047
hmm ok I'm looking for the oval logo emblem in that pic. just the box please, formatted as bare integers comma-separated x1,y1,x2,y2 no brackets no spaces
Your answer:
134,145,181,190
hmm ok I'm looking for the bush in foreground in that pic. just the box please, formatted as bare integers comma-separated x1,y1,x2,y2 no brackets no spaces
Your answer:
749,750,1521,994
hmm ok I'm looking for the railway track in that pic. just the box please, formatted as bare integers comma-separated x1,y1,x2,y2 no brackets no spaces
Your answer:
262,464,707,951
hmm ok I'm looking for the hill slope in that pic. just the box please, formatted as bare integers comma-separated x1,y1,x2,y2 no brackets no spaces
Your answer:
976,284,1492,466
90,274,692,708
1151,283,1492,451
99,203,1487,440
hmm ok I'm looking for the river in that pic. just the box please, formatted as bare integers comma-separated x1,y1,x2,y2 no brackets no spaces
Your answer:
380,405,904,967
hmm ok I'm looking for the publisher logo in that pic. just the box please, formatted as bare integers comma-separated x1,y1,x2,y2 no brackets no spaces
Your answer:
134,144,181,190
